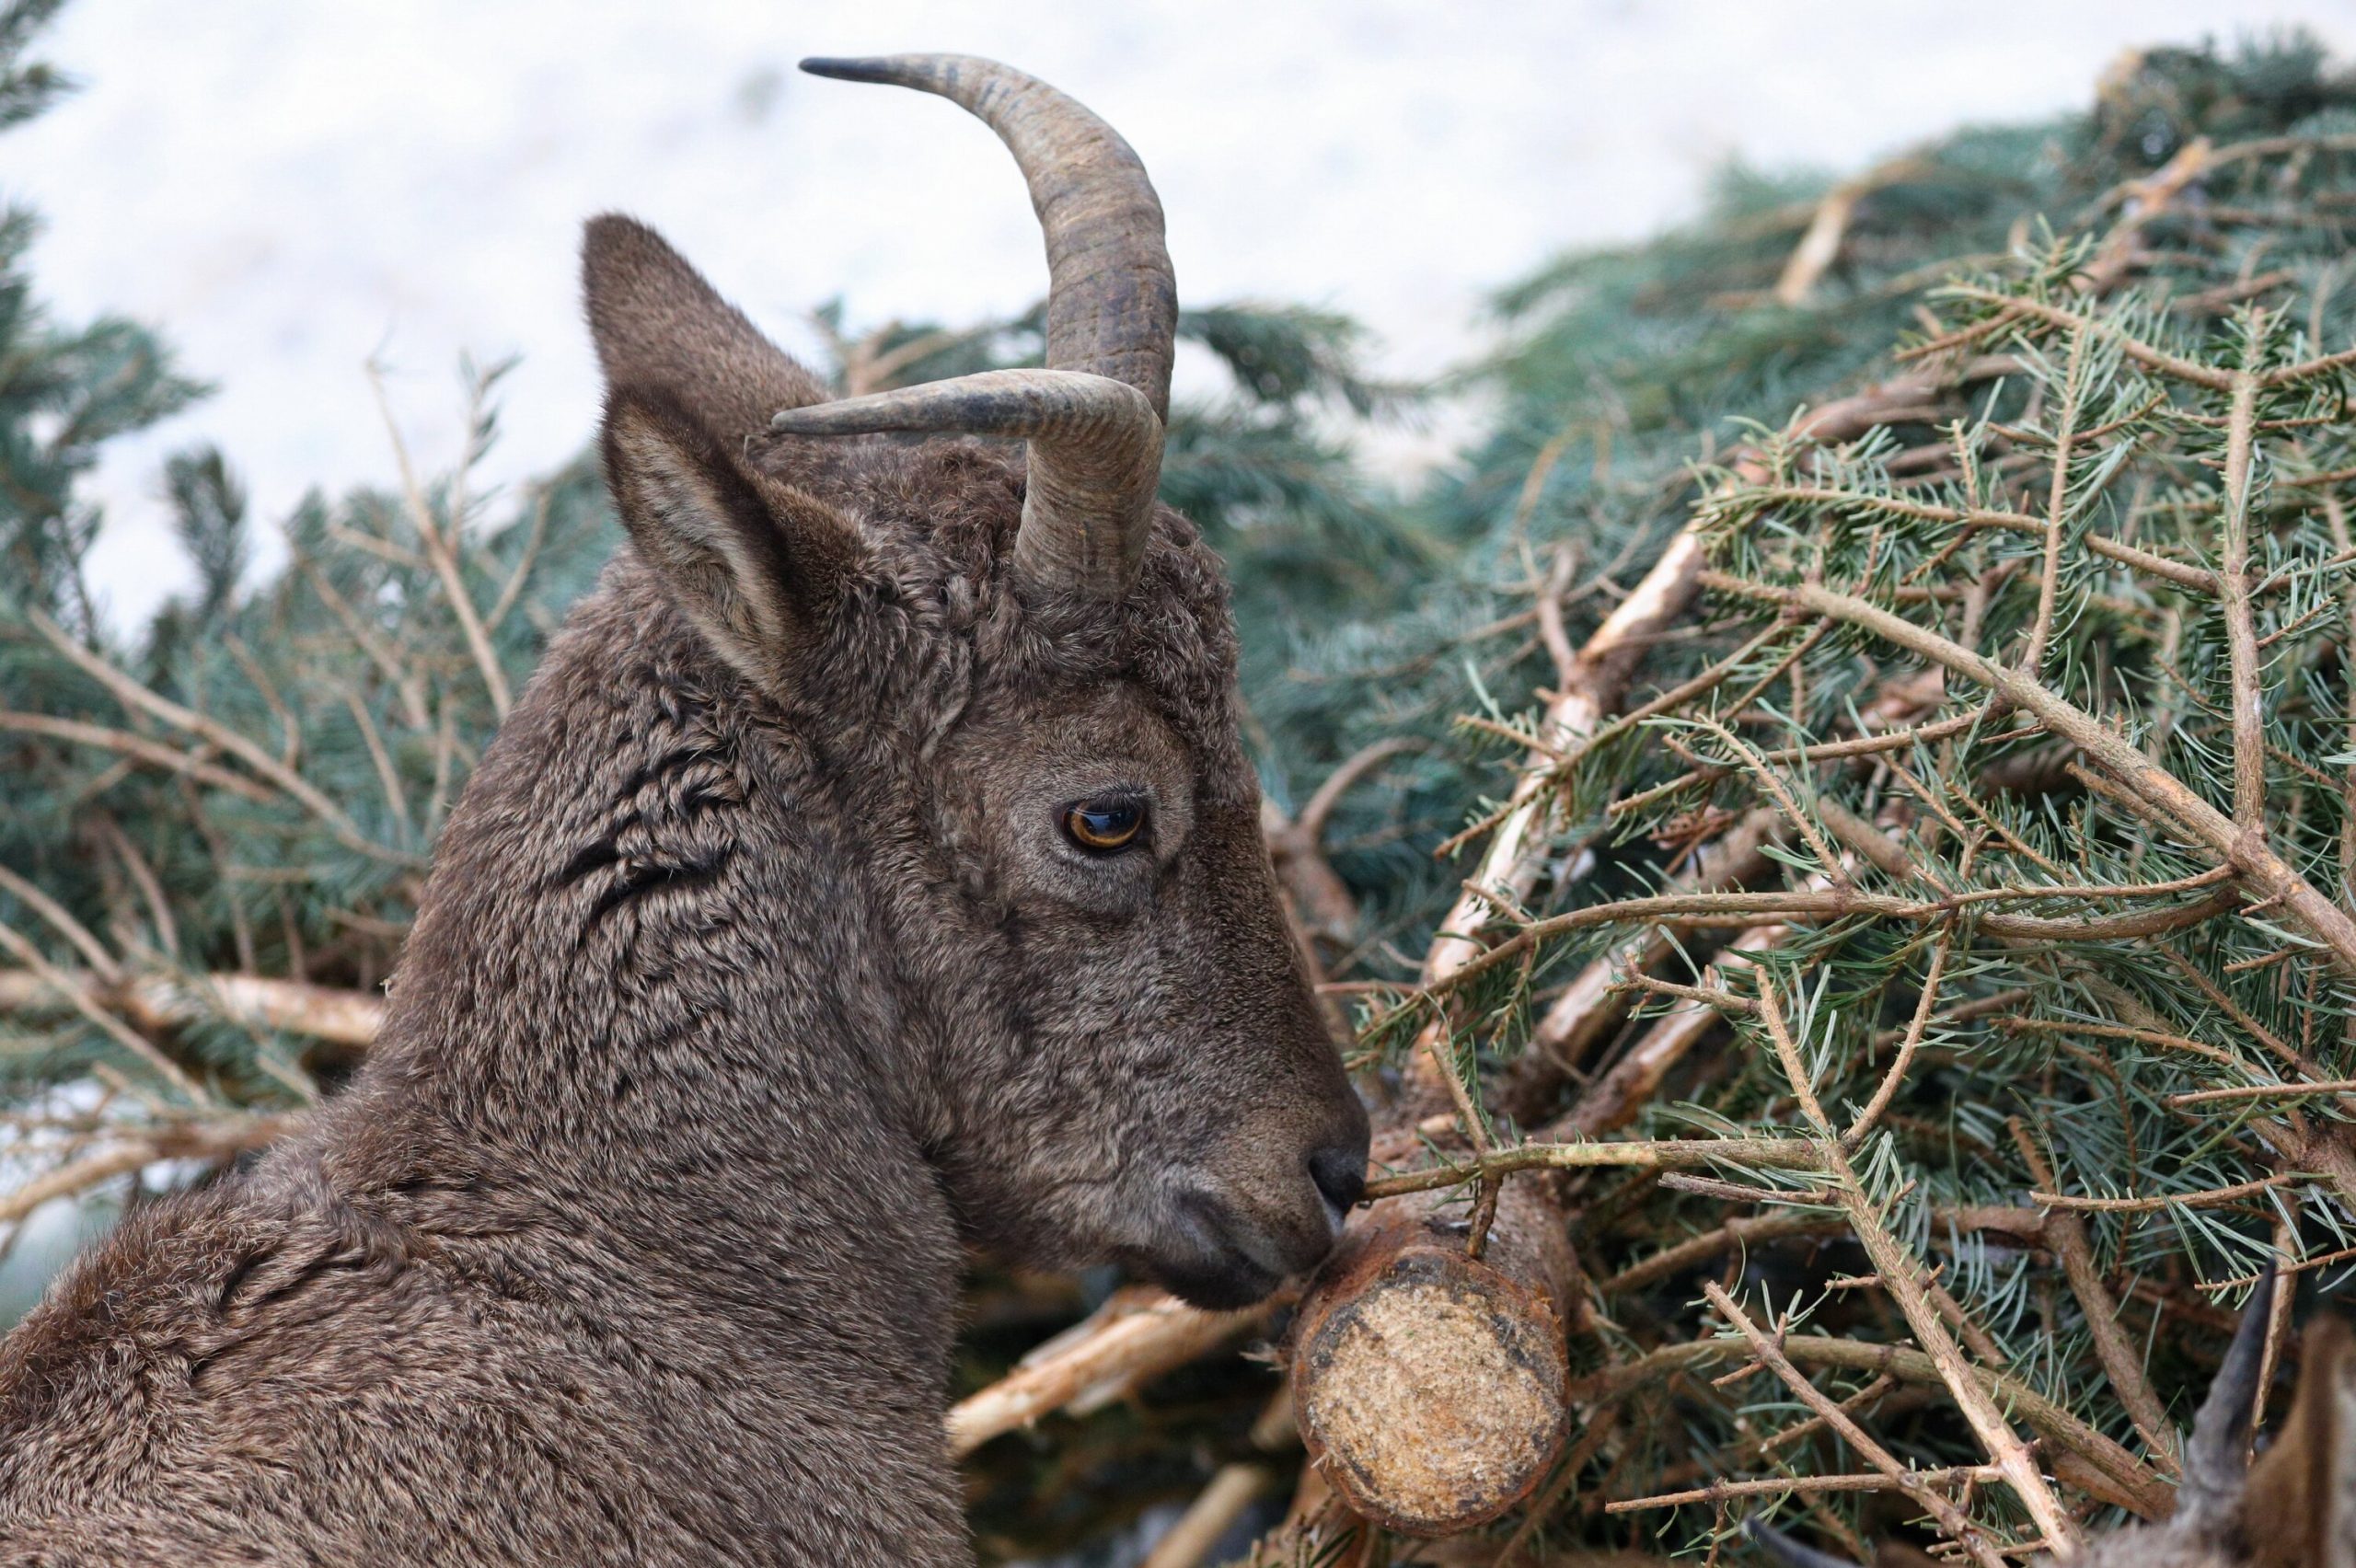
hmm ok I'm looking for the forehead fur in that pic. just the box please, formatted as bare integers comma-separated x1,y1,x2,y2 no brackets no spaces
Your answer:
751,431,1244,771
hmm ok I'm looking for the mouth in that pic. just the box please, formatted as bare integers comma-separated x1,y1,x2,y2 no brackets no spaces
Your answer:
1139,1190,1322,1311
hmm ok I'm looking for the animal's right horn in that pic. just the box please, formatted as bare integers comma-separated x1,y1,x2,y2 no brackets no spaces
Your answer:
788,53,1177,606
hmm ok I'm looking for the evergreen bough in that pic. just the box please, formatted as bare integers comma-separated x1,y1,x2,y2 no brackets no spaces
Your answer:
1268,32,2356,1568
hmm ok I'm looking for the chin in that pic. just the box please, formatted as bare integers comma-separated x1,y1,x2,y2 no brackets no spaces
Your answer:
1132,1188,1331,1309
1145,1250,1287,1311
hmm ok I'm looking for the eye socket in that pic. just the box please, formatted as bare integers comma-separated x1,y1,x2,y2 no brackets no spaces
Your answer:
1061,796,1147,854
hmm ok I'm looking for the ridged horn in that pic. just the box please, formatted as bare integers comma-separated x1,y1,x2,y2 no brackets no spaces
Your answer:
769,370,1161,594
2177,1261,2278,1530
790,53,1176,605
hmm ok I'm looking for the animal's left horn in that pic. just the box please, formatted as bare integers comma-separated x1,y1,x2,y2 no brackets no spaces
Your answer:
2177,1261,2279,1529
791,53,1175,605
768,370,1161,594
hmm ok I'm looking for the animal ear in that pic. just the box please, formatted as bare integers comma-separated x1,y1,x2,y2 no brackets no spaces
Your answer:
581,214,830,437
2246,1314,2356,1568
600,385,866,686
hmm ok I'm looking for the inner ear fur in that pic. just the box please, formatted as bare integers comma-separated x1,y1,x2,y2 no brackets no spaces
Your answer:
600,385,866,686
2244,1315,2356,1568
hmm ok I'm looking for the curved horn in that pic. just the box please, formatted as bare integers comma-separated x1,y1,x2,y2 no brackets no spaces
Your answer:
799,54,1177,416
770,370,1161,594
2177,1261,2279,1531
794,53,1176,604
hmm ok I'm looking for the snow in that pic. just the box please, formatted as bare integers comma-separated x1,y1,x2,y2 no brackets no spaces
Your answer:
13,0,2353,629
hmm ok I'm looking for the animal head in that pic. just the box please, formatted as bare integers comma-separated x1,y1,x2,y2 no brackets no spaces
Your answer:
1749,1267,2356,1568
582,54,1368,1309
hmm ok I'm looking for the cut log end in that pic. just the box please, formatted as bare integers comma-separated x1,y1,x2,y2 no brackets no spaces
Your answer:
1292,1211,1569,1535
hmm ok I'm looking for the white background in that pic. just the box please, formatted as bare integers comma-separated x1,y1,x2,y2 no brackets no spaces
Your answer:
15,1,2355,629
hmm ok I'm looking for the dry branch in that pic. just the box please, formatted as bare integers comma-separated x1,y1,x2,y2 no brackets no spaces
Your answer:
1139,1463,1271,1568
943,1286,1275,1458
0,970,385,1051
0,1115,286,1225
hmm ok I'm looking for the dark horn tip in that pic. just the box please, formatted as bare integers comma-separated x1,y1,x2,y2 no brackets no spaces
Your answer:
1743,1518,1863,1568
798,56,907,84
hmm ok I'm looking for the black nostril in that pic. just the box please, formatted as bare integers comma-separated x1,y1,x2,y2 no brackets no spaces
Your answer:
1309,1146,1367,1220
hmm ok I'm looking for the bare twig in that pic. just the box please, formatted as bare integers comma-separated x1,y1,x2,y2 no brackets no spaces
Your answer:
0,1114,286,1224
28,611,410,867
369,366,513,719
0,969,385,1051
2021,326,2087,675
0,709,276,806
1139,1464,1271,1568
943,1287,1276,1458
1773,159,1932,307
2219,371,2269,831
1361,1135,1822,1200
0,864,121,983
0,926,210,1105
2027,1172,2300,1213
1607,1464,2001,1514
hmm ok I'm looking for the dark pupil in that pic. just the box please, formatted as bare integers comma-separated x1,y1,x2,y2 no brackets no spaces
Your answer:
1069,802,1139,847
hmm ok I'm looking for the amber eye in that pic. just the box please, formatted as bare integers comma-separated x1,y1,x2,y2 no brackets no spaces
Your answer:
1062,797,1146,853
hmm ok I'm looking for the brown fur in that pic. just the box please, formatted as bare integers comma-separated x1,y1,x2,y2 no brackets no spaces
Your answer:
0,217,1368,1564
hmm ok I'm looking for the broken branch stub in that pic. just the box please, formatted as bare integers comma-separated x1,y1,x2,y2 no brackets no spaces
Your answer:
1290,1140,1574,1535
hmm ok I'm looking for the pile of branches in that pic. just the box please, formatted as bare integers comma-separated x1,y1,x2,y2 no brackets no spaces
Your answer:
1234,34,2356,1568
